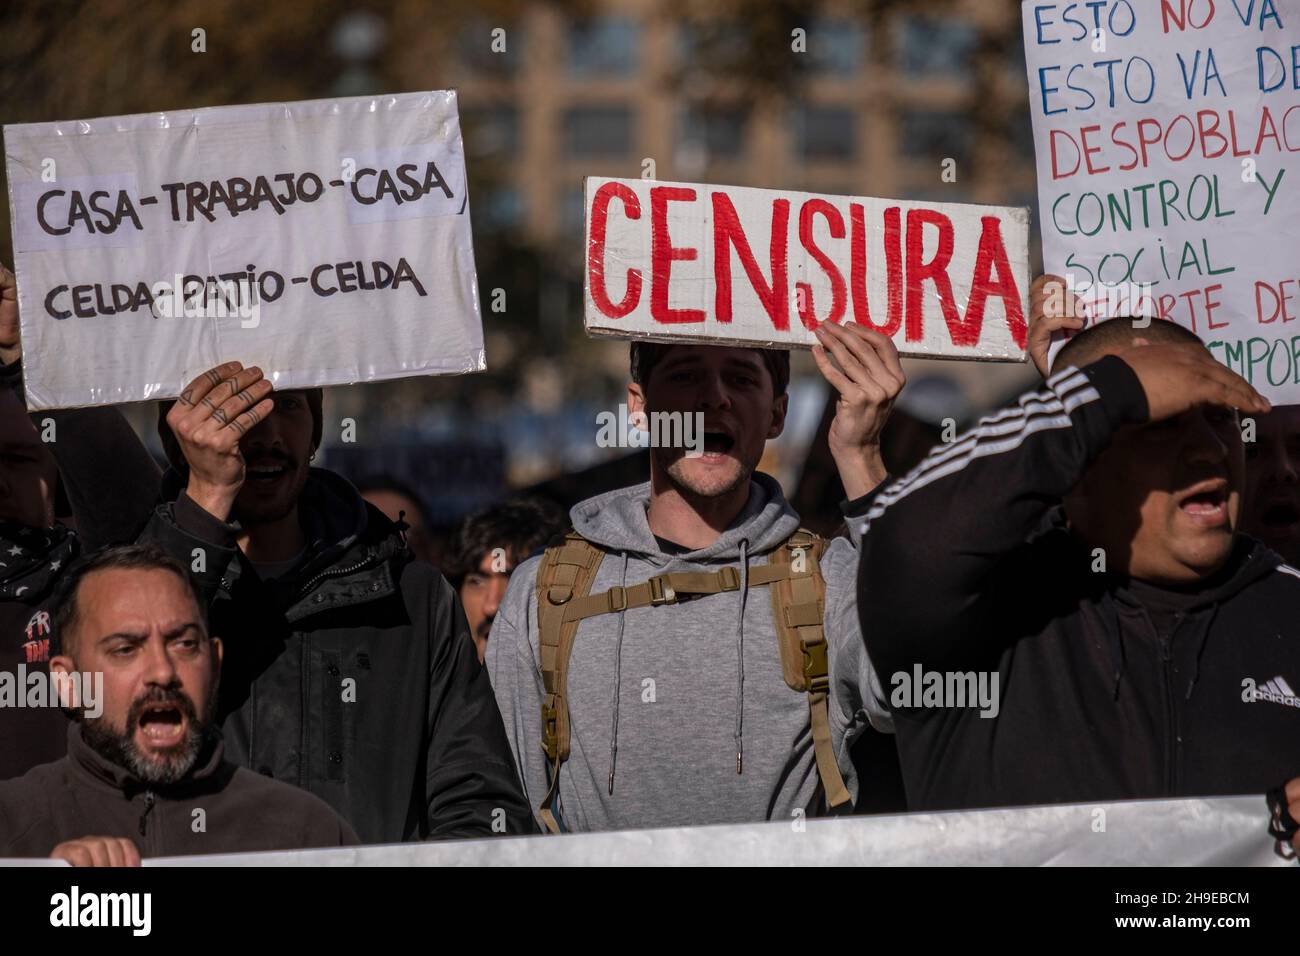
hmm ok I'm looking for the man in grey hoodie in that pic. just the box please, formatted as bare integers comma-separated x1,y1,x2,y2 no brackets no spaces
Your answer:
487,321,899,832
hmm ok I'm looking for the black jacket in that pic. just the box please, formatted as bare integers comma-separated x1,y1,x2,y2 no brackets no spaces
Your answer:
1,359,160,779
139,468,533,842
0,724,356,857
859,355,1300,811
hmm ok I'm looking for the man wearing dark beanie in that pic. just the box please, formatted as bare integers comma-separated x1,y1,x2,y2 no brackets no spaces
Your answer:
139,362,532,843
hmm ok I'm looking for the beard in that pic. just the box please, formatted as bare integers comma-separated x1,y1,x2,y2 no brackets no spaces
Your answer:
81,683,214,787
662,449,752,500
233,451,310,526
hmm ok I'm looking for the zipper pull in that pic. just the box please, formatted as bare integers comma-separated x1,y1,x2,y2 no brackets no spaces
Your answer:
138,791,156,837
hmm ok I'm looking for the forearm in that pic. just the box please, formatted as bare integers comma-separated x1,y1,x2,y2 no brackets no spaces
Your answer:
832,445,889,502
858,356,1148,674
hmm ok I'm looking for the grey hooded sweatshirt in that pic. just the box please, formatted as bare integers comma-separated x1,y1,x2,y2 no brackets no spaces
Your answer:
486,472,891,833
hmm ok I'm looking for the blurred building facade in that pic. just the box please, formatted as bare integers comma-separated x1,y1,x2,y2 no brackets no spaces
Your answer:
451,0,1038,248
3,0,1044,520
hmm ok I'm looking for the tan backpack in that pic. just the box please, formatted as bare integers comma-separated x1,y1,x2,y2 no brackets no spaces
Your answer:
533,528,850,833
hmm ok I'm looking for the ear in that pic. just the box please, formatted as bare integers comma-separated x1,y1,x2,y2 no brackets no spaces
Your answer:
211,636,224,673
627,381,646,417
50,655,79,710
767,391,789,440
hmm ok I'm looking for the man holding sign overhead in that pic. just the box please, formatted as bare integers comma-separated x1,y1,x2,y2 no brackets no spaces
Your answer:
140,363,533,844
487,326,901,832
485,176,1031,832
2,92,533,843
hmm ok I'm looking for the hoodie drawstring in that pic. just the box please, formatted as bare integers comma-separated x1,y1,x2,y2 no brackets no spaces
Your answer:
607,553,630,795
735,539,750,775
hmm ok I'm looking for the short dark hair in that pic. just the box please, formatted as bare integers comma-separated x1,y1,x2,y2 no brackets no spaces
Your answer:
1053,317,1206,374
444,497,567,589
629,341,790,396
355,473,431,527
52,544,205,657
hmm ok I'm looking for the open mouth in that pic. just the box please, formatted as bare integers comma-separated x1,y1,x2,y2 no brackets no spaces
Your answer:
1178,480,1229,527
136,701,186,747
245,460,291,484
700,430,736,458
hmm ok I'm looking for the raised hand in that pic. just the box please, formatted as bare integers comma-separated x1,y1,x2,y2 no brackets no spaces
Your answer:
1028,274,1087,378
811,321,906,499
1120,343,1270,422
166,362,275,520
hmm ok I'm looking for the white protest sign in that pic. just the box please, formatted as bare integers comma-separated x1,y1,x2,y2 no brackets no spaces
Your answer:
583,176,1030,361
3,91,485,410
1022,0,1300,402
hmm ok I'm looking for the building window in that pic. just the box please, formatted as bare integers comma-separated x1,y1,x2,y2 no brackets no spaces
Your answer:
568,17,638,75
476,186,524,230
678,104,748,161
793,106,857,162
562,185,586,236
898,110,972,168
456,20,523,74
897,16,976,76
463,105,519,159
562,106,634,157
806,18,866,74
678,21,748,69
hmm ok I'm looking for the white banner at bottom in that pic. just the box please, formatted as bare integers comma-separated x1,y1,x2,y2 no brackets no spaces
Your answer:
133,794,1291,867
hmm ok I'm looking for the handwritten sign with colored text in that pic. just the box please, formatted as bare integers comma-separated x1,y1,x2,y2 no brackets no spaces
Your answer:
1022,0,1300,402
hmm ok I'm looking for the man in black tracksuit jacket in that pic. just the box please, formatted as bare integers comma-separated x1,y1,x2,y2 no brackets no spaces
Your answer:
141,362,533,843
859,323,1300,812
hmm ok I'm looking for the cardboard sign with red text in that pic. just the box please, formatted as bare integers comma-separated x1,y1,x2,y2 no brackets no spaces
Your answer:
583,177,1030,361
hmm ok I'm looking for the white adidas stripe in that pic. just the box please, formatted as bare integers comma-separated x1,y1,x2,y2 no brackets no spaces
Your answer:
1277,676,1296,697
865,411,1083,522
870,375,1098,510
865,382,1100,523
1275,564,1300,581
1264,679,1281,696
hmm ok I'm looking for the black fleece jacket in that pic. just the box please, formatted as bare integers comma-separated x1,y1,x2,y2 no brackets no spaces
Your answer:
138,468,534,843
0,724,356,858
859,355,1300,811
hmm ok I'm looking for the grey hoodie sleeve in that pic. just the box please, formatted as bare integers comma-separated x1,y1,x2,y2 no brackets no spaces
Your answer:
823,536,893,748
484,556,552,831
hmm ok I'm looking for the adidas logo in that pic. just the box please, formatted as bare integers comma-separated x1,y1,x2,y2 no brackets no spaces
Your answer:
1248,675,1300,709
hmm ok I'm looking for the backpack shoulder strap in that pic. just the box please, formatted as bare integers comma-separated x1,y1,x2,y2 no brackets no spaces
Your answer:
534,530,605,834
765,529,851,810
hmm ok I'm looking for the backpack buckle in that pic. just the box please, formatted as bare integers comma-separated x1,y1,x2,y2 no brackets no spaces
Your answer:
541,698,560,759
647,575,676,606
801,637,829,690
717,567,741,591
607,586,627,612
